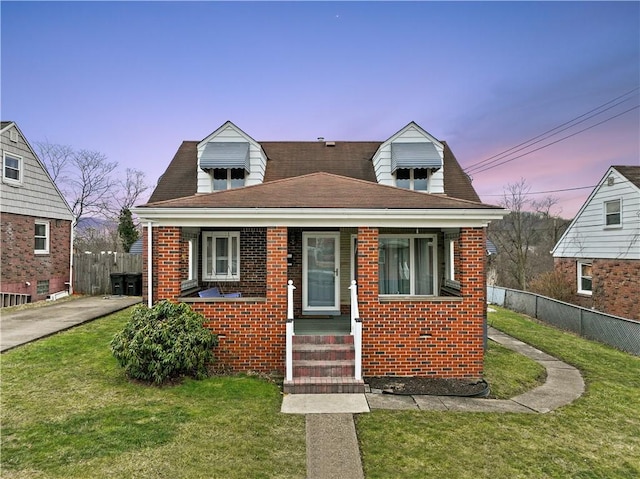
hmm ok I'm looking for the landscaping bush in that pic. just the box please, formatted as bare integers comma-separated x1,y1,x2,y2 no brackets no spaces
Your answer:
111,301,218,385
528,270,574,302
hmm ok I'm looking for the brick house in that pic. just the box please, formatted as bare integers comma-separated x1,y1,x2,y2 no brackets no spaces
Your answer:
553,165,640,321
1,121,74,306
133,121,506,393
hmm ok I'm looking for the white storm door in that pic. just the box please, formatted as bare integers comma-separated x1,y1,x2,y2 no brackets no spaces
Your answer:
303,233,340,313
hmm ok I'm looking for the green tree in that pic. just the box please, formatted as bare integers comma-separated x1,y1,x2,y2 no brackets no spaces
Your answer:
117,207,139,252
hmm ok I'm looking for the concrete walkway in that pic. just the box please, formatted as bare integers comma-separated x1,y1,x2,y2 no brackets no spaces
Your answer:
282,325,585,478
0,295,142,352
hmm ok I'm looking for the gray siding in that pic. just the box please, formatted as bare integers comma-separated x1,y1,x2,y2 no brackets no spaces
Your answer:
0,124,74,221
553,167,640,260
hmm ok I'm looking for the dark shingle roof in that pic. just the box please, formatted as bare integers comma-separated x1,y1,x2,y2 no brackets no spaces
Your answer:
614,165,640,189
147,135,483,205
142,172,497,210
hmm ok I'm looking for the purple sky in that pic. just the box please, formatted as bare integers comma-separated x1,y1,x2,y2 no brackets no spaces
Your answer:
2,1,638,218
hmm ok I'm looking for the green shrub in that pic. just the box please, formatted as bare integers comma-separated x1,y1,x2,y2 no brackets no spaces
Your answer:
111,301,218,385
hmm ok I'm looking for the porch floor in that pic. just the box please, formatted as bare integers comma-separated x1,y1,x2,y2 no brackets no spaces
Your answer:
294,316,351,335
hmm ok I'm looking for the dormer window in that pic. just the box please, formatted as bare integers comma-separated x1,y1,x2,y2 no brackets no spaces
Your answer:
200,141,250,191
213,168,245,191
390,142,441,192
395,168,429,191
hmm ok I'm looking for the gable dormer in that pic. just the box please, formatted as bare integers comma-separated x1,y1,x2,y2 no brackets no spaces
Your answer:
372,122,445,193
196,121,267,194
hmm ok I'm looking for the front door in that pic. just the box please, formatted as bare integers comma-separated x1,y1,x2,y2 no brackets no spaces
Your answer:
303,233,340,313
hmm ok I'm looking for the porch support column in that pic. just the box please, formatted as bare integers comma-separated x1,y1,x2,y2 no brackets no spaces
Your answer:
154,226,182,302
146,221,153,307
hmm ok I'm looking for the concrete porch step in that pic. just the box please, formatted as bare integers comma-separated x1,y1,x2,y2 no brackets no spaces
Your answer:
283,377,366,394
293,334,354,345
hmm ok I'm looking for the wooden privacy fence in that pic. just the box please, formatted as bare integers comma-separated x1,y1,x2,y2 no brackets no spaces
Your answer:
73,253,142,296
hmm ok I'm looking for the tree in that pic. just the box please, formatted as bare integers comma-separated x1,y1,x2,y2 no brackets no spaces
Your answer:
37,141,150,253
118,208,139,253
488,178,565,290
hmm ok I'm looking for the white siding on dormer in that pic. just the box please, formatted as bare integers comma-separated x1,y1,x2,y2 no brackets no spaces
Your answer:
0,124,74,221
196,123,267,194
372,123,444,193
553,167,640,260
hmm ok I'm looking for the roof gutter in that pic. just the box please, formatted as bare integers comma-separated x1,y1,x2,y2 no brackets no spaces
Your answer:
131,206,507,228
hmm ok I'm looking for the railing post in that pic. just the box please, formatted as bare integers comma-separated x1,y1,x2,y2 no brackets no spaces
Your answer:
286,280,296,382
349,280,363,381
349,280,360,335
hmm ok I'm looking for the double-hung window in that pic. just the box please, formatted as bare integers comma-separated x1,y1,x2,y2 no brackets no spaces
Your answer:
213,168,245,191
604,199,621,227
395,168,429,191
34,220,50,254
202,232,240,281
379,235,436,295
577,261,592,295
3,152,23,185
181,232,199,291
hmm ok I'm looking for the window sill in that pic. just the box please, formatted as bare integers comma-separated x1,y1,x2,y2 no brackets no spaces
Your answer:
577,291,593,297
179,296,267,303
379,295,464,302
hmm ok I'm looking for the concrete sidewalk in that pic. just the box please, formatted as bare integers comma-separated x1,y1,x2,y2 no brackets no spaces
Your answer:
0,295,142,352
282,325,585,478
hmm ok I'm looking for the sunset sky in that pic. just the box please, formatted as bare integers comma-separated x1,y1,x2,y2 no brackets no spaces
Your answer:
2,1,638,218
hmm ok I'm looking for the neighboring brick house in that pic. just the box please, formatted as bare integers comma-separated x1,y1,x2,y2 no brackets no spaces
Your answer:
552,165,640,321
133,121,506,392
1,121,74,306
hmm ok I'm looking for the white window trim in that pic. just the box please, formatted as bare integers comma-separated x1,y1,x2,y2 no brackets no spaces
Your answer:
3,151,23,186
378,234,438,296
202,231,240,281
181,232,199,291
577,261,593,296
34,220,50,255
603,199,622,229
394,168,430,192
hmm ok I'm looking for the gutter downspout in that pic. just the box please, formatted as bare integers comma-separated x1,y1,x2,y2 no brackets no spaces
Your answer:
68,218,76,295
147,221,153,307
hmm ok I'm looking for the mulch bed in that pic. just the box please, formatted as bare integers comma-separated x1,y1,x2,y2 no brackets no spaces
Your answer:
365,377,489,397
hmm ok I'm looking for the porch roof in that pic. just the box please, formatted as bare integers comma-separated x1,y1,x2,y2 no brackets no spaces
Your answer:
135,172,506,227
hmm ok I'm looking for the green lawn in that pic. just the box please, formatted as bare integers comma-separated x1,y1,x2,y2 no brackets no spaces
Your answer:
0,309,306,479
3,306,637,478
356,307,640,478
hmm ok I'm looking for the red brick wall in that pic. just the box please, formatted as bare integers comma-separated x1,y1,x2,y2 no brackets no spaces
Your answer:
1,212,72,301
357,226,486,379
148,224,488,378
150,226,288,374
555,257,640,320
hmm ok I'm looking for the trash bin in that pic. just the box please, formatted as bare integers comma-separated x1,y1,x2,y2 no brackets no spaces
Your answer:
110,273,125,296
125,273,142,296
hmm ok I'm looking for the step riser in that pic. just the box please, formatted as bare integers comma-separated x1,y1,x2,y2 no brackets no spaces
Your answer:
293,335,354,345
293,365,355,377
293,349,355,361
283,382,365,394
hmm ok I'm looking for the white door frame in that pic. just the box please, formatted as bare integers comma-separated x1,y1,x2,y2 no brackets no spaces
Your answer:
302,232,341,313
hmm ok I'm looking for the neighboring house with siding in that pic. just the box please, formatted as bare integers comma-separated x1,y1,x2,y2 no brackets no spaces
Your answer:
133,121,506,393
0,121,74,306
552,165,640,320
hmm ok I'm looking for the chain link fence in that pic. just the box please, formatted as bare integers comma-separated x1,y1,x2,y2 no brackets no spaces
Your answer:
488,286,640,356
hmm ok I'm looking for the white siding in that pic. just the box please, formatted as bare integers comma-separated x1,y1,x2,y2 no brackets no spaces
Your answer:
0,124,74,221
372,123,444,193
553,168,640,260
196,123,266,194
